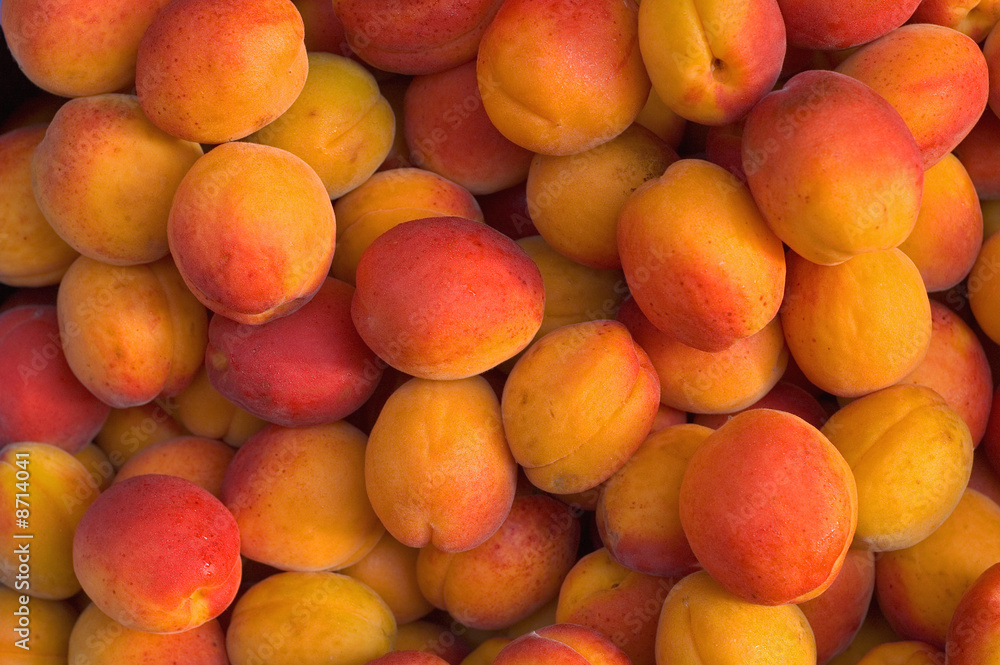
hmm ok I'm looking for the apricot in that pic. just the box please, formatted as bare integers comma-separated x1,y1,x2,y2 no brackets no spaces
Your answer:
368,653,450,665
417,494,580,630
0,304,109,451
876,488,1000,648
0,124,78,286
332,0,504,75
556,547,677,665
476,0,650,155
226,571,396,665
294,0,349,55
618,297,788,414
954,106,1000,199
365,376,516,553
634,87,687,150
352,216,544,380
134,0,307,144
596,424,712,579
222,421,384,572
692,380,828,430
656,570,817,664
501,320,659,494
855,641,946,665
969,229,1000,344
742,70,924,266
897,300,993,446
679,409,858,605
897,153,983,292
911,0,1000,42
617,158,786,352
461,638,513,665
169,365,267,447
93,401,187,469
167,141,335,325
56,255,208,408
394,621,474,664
73,443,114,491
836,24,988,169
527,124,678,270
776,0,921,49
798,548,876,665
206,277,383,428
781,249,932,398
73,474,241,633
0,442,99,599
113,435,235,499
68,603,228,665
332,168,483,285
493,623,631,665
0,585,76,664
405,60,533,196
638,0,786,126
946,561,1000,664
0,0,168,97
30,94,203,266
248,52,395,199
341,534,433,625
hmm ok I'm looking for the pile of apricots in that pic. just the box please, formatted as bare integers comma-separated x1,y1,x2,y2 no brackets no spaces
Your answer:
5,0,1000,663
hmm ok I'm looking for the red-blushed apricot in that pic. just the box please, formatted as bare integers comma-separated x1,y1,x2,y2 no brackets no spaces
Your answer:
984,385,1000,474
969,447,1000,506
248,52,395,199
0,584,76,663
896,300,993,446
332,168,484,285
898,154,983,292
476,0,650,156
368,653,451,665
650,404,689,433
954,107,1000,199
679,409,858,605
73,474,241,633
74,443,115,492
781,249,932,398
461,637,513,665
822,384,973,551
911,0,1000,41
30,94,203,266
342,534,433,625
618,297,788,414
332,0,503,75
742,70,923,266
93,402,187,470
618,158,785,352
0,305,109,451
478,183,537,241
405,60,533,196
113,435,235,499
0,124,78,286
492,623,631,665
394,621,474,664
417,494,580,630
596,424,711,579
57,255,208,408
556,547,678,665
704,120,747,181
656,570,817,664
0,442,98,599
206,277,383,428
170,365,267,447
293,0,349,54
875,489,1000,648
798,548,876,665
836,24,988,169
352,216,544,380
68,603,228,665
0,0,168,97
501,320,659,494
365,375,516,552
226,571,397,665
775,0,920,49
527,124,678,270
222,421,384,572
946,561,1000,664
970,228,1000,344
693,380,828,430
167,141,335,325
135,0,307,144
638,0,786,126
855,641,945,665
